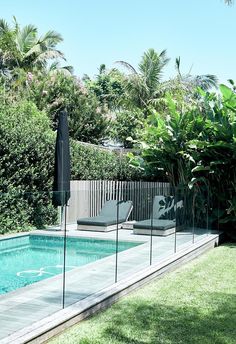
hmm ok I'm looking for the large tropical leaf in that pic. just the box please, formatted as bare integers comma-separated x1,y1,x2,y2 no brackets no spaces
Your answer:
220,84,236,111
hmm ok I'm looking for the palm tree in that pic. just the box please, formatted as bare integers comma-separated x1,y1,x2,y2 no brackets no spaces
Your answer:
160,57,218,96
155,57,218,111
117,48,170,109
0,17,65,73
224,0,233,5
174,56,218,91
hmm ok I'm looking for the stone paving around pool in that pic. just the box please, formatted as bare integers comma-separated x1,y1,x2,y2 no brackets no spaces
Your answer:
0,227,213,342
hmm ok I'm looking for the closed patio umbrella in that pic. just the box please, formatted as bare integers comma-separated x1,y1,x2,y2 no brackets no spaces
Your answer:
52,110,71,208
52,109,70,308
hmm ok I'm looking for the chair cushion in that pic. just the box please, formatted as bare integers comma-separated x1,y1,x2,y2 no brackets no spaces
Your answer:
77,200,133,227
99,200,133,220
77,216,127,227
133,219,176,230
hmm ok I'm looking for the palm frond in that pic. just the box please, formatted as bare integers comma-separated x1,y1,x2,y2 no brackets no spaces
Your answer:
98,63,106,74
224,0,233,5
61,65,74,74
139,48,169,91
125,74,149,107
15,24,37,55
192,74,218,90
158,49,170,68
115,60,138,74
49,65,73,77
47,61,59,70
38,30,63,47
48,61,73,75
175,57,182,77
35,49,65,63
24,43,41,58
12,16,20,35
0,19,10,35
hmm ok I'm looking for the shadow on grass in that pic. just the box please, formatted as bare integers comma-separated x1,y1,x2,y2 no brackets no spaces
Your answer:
80,291,236,344
224,243,236,249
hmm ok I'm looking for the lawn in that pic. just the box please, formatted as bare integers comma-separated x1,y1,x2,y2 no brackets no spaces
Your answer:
49,243,236,344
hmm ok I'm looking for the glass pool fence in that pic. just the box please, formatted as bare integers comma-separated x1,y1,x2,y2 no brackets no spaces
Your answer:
0,182,220,339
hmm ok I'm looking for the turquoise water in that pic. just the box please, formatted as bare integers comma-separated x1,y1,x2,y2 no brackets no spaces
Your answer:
0,235,140,294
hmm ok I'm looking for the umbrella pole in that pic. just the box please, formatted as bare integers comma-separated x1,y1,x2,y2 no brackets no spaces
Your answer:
60,139,67,309
62,202,67,309
60,205,63,229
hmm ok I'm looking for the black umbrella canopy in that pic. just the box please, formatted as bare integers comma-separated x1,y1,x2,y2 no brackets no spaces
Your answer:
52,110,71,206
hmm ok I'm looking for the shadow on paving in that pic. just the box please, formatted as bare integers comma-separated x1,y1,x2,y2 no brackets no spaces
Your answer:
78,291,236,344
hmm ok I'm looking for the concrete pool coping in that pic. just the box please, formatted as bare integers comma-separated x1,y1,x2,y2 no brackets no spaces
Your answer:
0,229,220,344
0,232,146,301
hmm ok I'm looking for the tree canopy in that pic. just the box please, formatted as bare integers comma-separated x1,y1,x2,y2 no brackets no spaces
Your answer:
0,17,64,74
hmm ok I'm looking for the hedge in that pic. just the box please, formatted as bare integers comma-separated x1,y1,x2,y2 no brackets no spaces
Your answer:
0,100,57,233
71,141,140,181
0,101,140,234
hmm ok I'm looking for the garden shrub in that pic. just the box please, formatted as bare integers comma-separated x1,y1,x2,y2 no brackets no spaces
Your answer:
0,100,140,234
28,72,109,144
133,85,236,236
71,140,141,180
111,109,144,148
0,100,57,233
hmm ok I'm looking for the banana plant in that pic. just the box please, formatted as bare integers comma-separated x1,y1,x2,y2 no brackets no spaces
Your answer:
131,82,236,234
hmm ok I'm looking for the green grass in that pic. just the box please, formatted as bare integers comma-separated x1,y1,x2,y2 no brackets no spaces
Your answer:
49,243,236,344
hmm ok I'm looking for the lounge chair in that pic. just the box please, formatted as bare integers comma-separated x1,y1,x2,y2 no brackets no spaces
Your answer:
133,195,183,236
77,200,133,232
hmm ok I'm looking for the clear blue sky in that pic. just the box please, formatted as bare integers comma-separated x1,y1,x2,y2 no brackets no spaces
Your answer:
1,0,235,83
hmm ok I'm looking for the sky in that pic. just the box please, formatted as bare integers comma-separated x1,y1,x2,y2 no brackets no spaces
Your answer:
1,0,236,84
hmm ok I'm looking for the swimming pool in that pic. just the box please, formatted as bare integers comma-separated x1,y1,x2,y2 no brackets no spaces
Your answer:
0,234,140,294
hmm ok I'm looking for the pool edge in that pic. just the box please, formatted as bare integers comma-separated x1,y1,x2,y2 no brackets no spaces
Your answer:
0,233,221,344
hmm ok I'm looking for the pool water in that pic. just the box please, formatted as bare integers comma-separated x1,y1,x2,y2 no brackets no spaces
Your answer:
0,235,140,294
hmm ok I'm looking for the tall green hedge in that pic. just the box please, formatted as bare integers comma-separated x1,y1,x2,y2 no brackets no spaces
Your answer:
71,141,140,180
0,100,140,234
0,100,56,233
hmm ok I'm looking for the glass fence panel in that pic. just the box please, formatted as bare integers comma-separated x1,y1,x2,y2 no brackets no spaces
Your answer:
151,190,176,264
174,184,211,252
208,185,221,235
64,183,118,307
175,186,195,252
0,181,219,340
116,185,152,282
0,191,64,340
192,183,209,243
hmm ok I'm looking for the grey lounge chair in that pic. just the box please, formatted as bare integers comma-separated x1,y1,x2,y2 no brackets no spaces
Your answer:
77,200,133,232
133,195,183,236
